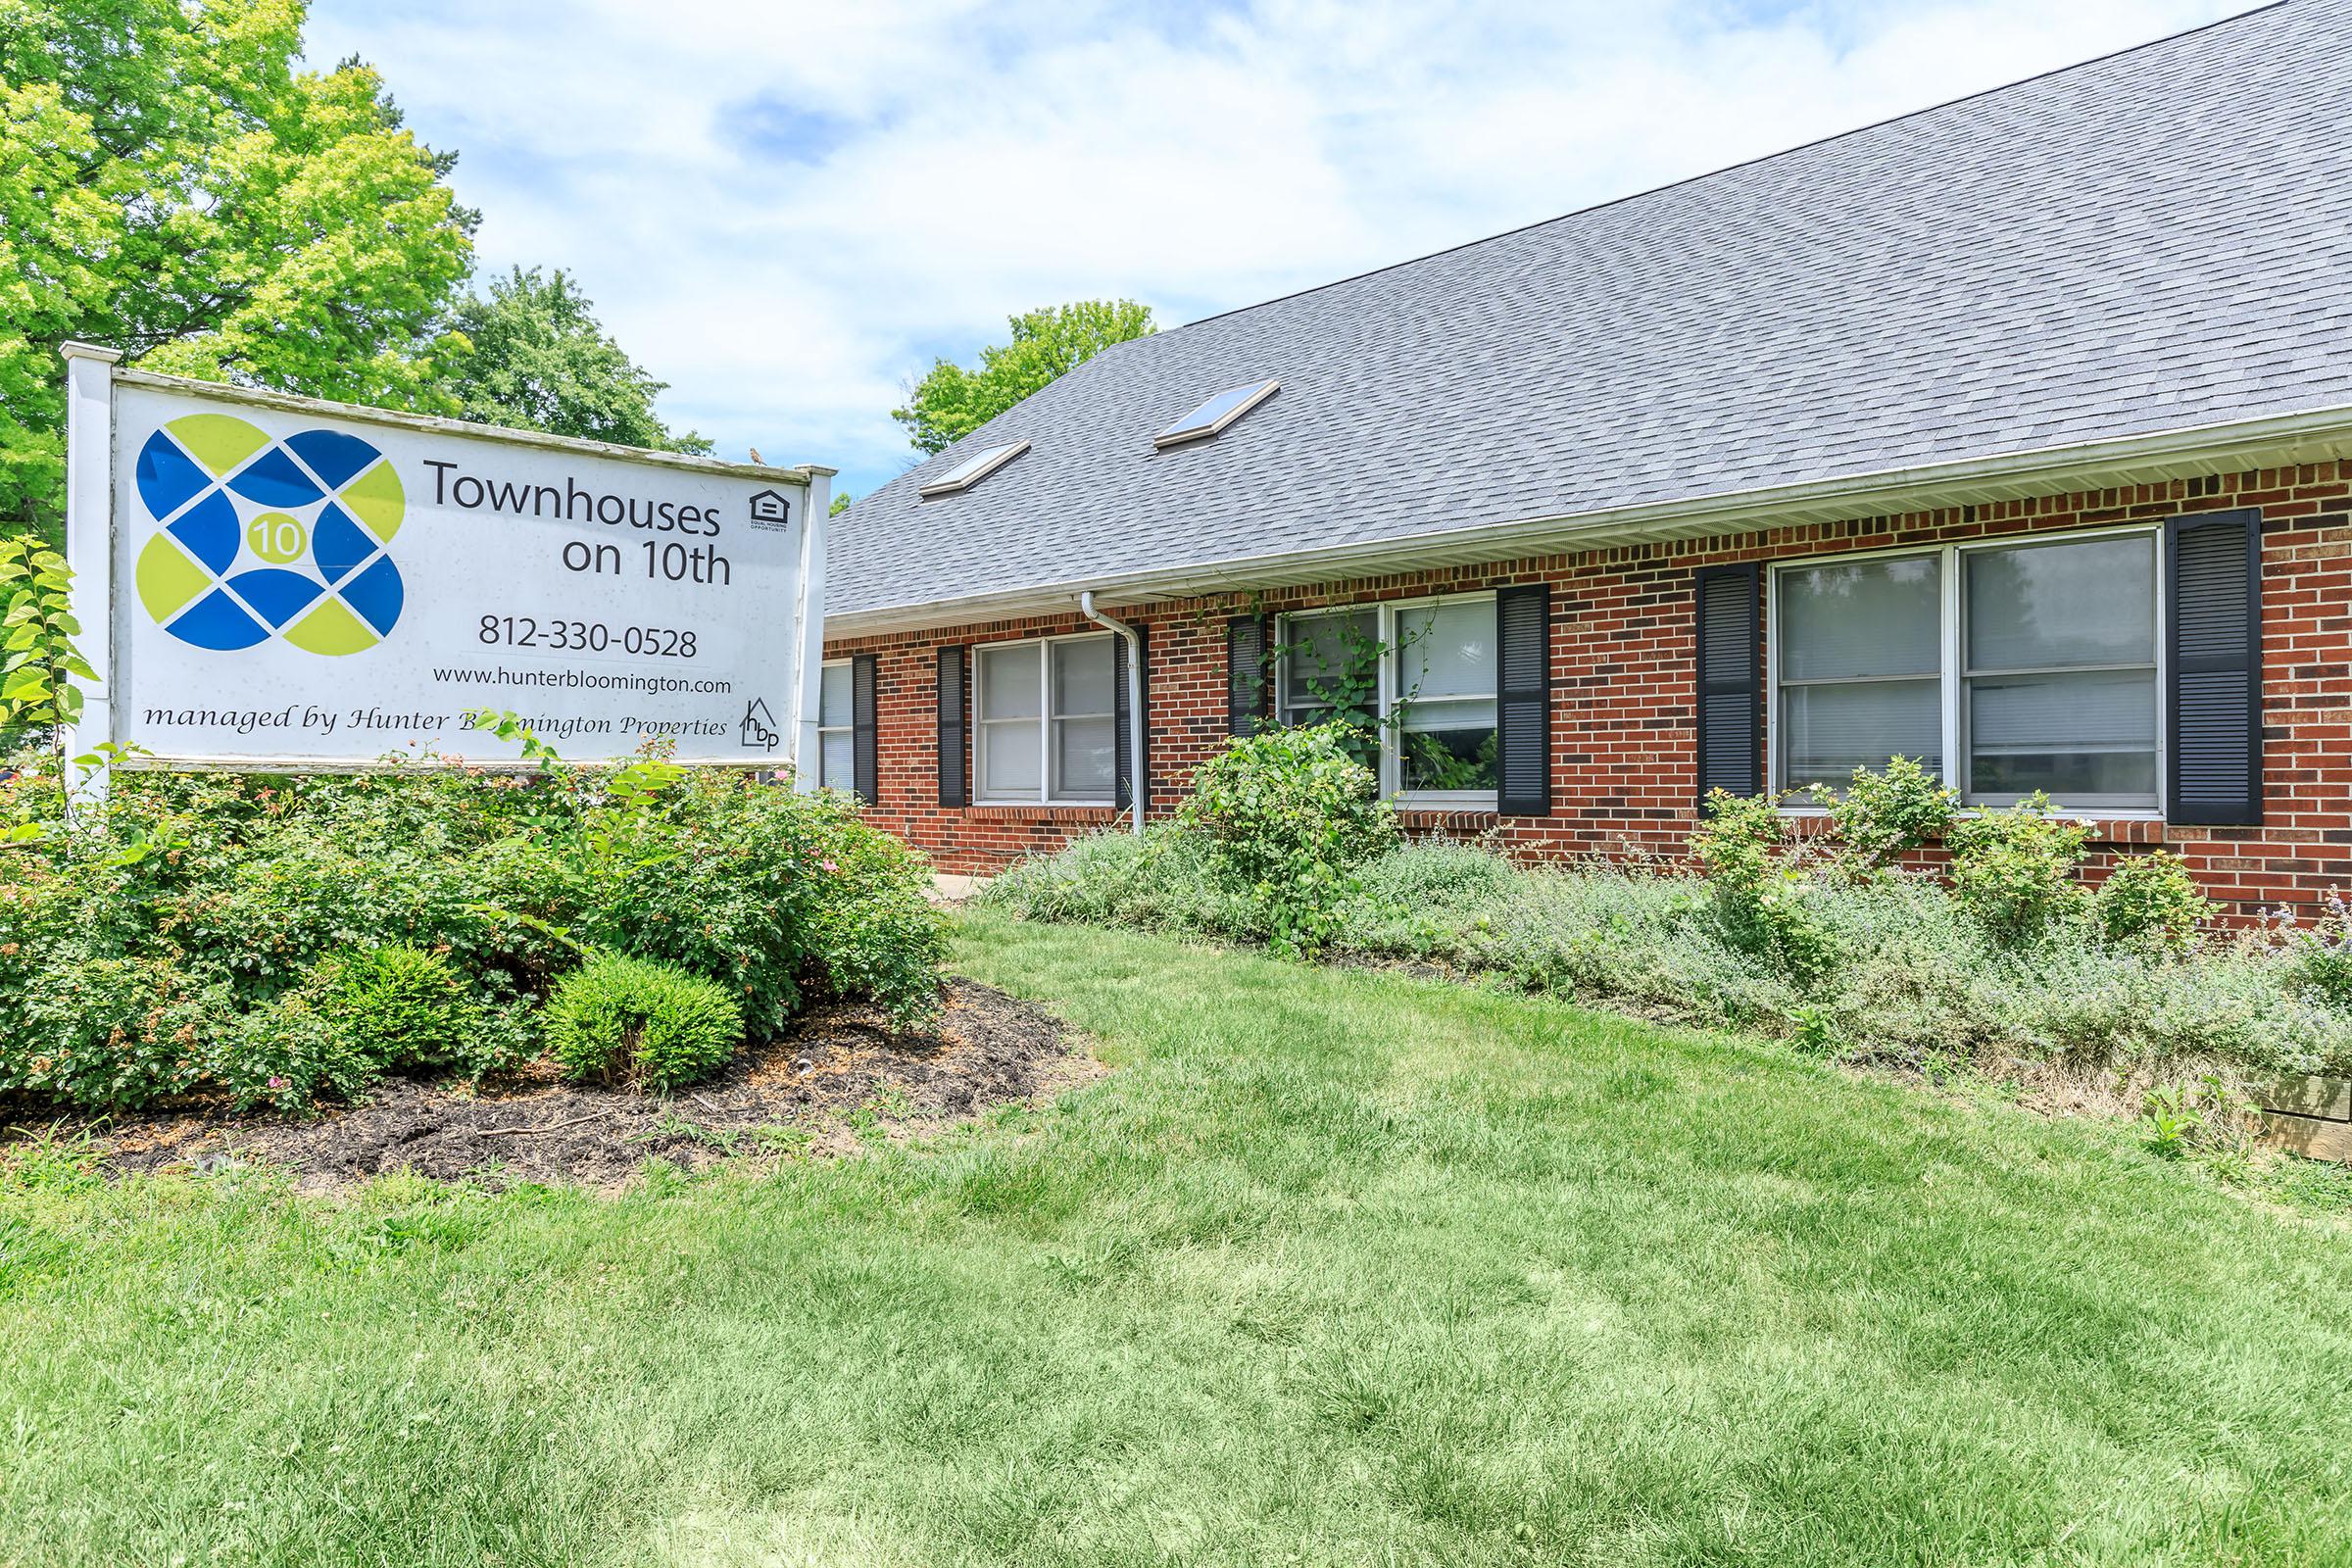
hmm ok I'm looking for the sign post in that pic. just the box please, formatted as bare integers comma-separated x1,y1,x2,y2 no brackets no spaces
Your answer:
59,345,833,784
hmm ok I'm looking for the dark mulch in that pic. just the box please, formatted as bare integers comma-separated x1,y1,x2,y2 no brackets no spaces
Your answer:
24,979,1099,1192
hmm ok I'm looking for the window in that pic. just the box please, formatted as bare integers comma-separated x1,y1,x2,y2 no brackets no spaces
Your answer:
918,440,1029,498
1771,529,2160,811
1395,599,1498,794
815,661,854,791
973,633,1117,804
1275,593,1497,802
1278,608,1379,728
1963,534,2156,806
1155,379,1279,447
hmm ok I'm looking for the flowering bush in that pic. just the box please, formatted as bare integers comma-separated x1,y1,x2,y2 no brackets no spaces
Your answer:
0,744,946,1112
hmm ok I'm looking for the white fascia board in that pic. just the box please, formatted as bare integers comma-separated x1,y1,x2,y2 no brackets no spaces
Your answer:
825,402,2352,638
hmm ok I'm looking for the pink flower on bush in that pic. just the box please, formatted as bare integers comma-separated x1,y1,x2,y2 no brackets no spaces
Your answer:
819,858,839,874
267,1076,288,1091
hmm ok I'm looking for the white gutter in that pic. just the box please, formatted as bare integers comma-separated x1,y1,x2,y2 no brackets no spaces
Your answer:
1078,591,1145,835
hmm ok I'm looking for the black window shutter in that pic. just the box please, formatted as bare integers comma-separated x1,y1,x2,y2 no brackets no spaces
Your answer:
2167,510,2264,825
1693,564,1762,802
1227,614,1269,734
1113,627,1150,813
1495,585,1551,816
936,645,968,808
851,654,879,806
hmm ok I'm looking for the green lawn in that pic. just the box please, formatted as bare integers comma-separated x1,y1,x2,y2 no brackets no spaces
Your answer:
7,914,2352,1566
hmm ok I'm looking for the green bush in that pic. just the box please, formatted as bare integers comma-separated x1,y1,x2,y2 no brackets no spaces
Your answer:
2288,893,2352,1012
3,956,233,1111
308,945,538,1082
1945,795,2089,949
1176,721,1397,956
1820,755,1957,876
0,750,945,1111
219,986,379,1112
544,952,743,1093
319,946,468,1064
2095,852,2212,958
1689,789,1835,983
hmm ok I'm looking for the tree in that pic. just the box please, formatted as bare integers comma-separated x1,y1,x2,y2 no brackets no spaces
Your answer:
431,267,710,455
830,492,852,516
2,0,478,545
893,300,1154,455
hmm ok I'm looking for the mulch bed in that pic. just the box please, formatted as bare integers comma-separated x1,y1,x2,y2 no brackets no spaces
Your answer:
14,979,1100,1192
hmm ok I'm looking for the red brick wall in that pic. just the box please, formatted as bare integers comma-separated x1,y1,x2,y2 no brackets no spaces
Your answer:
827,463,2352,912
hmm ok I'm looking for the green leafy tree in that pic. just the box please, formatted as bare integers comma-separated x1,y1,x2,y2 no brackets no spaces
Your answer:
2,0,480,545
830,492,852,516
432,266,710,454
893,299,1154,455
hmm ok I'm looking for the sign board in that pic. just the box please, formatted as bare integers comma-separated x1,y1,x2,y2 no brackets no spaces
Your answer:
59,346,833,777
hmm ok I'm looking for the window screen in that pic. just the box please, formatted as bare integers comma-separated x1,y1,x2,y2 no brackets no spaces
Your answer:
974,636,1116,803
1051,638,1116,800
1776,555,1943,790
1395,598,1498,793
1963,535,2156,808
815,662,854,791
1278,609,1379,727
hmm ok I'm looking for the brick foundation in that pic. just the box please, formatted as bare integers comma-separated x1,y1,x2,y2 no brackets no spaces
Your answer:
827,464,2352,913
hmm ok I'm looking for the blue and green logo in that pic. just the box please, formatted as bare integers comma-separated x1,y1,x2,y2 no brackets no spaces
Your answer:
133,415,406,656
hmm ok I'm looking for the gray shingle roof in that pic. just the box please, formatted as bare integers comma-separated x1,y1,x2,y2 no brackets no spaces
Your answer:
829,0,2352,621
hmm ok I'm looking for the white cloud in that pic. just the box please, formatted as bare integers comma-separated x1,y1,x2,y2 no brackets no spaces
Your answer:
307,0,2242,498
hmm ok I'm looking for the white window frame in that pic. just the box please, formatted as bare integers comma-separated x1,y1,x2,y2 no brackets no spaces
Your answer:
971,630,1120,807
1275,591,1499,809
1765,522,2166,818
814,659,853,792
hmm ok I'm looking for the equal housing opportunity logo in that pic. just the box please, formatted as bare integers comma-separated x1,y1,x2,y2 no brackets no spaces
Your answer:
133,415,406,656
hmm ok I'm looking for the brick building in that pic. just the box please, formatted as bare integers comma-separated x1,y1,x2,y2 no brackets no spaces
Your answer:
818,1,2352,912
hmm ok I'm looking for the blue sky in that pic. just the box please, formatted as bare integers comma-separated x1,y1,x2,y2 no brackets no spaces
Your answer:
306,0,2240,503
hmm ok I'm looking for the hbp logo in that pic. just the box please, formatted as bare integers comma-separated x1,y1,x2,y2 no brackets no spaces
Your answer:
132,415,406,655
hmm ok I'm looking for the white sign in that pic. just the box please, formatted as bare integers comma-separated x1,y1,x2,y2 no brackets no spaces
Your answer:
60,347,833,775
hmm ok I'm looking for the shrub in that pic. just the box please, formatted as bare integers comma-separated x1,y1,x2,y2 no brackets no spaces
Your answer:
2288,892,2352,1012
1177,721,1397,956
1689,789,1834,983
308,945,539,1081
4,956,234,1111
2095,852,2212,958
544,952,743,1094
0,751,944,1111
1944,795,2089,949
217,986,379,1112
321,946,469,1065
1821,756,1957,875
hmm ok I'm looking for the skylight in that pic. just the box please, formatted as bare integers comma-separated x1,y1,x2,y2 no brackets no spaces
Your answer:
1154,379,1279,448
918,439,1030,498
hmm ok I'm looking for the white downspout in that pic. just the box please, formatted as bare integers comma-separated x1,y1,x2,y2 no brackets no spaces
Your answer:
1079,591,1145,835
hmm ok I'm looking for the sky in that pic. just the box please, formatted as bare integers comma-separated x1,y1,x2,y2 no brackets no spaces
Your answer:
304,0,2245,504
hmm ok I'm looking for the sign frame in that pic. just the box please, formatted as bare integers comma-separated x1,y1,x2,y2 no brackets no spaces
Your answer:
59,343,835,785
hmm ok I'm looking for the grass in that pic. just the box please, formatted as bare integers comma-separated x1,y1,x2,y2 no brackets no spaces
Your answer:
5,912,2352,1565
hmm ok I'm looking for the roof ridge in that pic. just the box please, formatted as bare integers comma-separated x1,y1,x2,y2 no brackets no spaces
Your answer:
1167,0,2293,335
